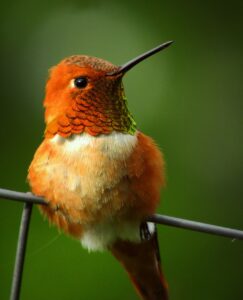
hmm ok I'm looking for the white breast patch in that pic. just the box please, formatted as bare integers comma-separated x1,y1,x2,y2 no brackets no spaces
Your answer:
51,131,138,160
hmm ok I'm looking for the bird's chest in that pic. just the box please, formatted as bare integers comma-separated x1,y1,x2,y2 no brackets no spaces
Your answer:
29,132,138,221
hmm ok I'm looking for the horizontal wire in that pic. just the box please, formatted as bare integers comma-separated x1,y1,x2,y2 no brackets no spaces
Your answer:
0,188,46,205
147,214,243,240
1,187,243,240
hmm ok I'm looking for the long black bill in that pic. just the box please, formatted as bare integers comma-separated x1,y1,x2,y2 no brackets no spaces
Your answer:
106,41,173,76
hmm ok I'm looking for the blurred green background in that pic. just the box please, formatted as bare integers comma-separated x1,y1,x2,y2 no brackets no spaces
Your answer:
0,0,242,299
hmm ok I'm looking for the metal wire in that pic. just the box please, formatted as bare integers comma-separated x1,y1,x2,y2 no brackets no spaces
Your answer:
147,214,243,240
1,187,243,240
0,188,46,205
10,202,33,300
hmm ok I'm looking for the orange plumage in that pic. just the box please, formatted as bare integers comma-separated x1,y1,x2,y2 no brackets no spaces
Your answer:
28,42,172,299
28,131,164,236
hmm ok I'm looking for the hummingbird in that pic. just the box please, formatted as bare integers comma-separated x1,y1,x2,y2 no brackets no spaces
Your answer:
28,41,173,300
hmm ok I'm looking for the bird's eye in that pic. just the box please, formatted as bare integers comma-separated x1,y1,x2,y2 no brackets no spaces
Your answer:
73,77,88,89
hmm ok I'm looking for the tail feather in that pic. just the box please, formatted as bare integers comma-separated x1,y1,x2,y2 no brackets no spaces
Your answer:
109,226,168,300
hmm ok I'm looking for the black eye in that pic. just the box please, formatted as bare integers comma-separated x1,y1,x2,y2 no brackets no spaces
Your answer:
74,77,88,88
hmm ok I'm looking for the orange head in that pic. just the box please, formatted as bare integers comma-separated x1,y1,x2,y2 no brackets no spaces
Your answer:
43,41,173,138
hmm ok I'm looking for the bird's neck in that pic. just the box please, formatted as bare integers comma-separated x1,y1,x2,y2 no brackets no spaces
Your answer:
45,91,136,138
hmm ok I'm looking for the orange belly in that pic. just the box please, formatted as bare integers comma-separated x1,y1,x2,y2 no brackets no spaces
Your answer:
28,131,165,249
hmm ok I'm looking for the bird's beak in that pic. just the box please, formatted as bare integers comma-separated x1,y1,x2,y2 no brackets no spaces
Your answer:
106,41,173,77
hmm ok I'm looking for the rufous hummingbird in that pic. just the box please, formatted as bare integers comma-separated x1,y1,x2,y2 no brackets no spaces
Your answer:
28,41,173,300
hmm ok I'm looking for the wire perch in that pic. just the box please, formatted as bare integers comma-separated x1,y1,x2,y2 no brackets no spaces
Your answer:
0,188,243,239
0,187,242,300
10,202,33,300
147,214,243,240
